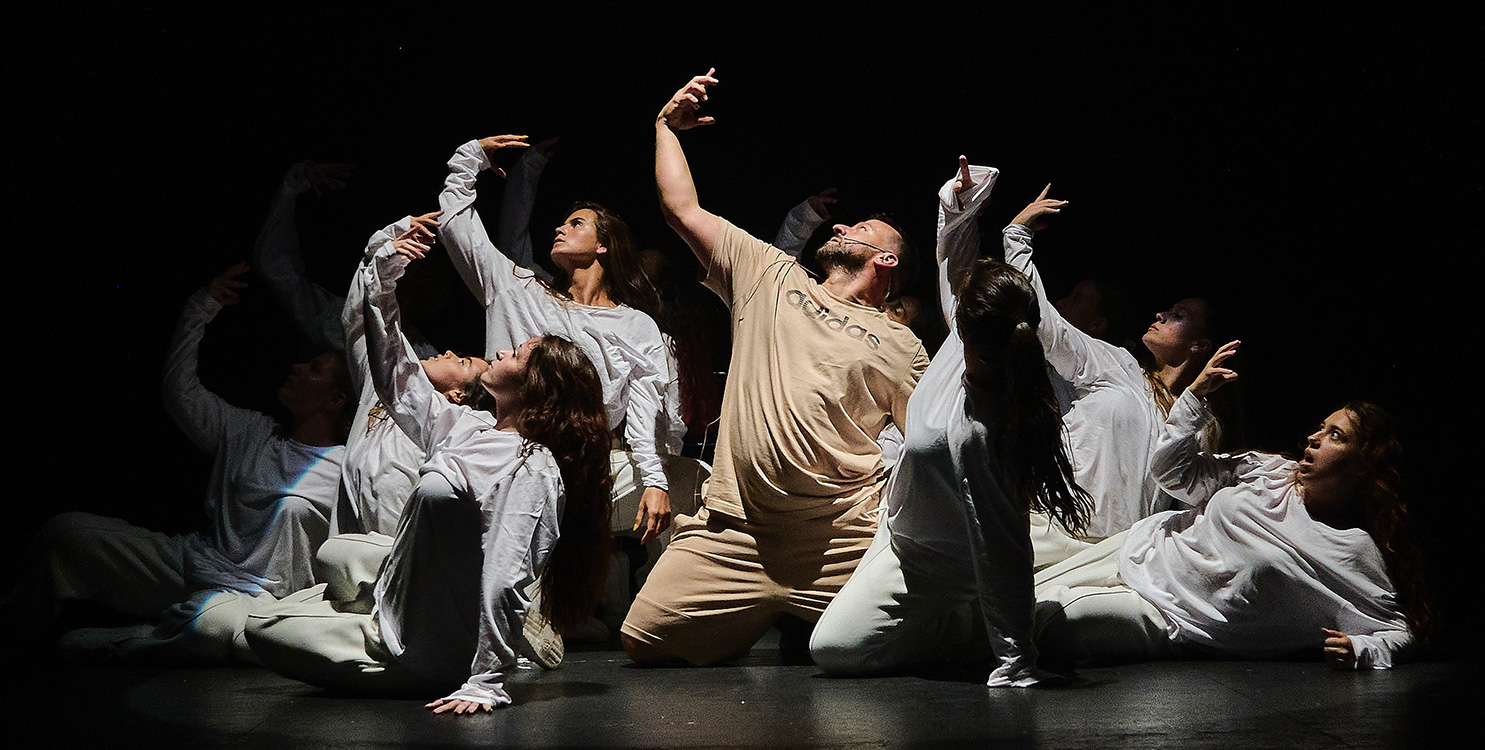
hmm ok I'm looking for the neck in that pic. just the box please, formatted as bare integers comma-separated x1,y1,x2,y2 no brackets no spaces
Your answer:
1300,481,1363,530
566,264,614,307
1155,358,1198,395
289,413,343,447
822,266,888,309
492,392,524,432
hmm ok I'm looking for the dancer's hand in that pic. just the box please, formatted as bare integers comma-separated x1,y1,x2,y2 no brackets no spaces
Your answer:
658,68,719,130
477,135,531,178
1189,340,1241,397
207,262,250,306
1010,184,1067,232
635,487,673,544
1322,628,1356,670
408,211,442,241
305,162,356,195
807,187,838,221
426,698,493,715
952,155,977,210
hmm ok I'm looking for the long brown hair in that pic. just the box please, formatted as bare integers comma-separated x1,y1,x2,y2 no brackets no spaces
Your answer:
513,335,614,632
955,259,1092,536
1342,400,1431,644
548,202,662,321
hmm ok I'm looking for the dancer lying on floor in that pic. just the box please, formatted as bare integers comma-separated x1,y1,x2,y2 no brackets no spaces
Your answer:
1034,343,1428,669
246,223,612,712
809,159,1091,686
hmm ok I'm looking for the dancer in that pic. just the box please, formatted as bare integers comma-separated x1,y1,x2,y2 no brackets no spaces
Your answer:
331,211,492,538
439,135,674,546
810,158,1091,685
246,225,613,711
620,70,929,666
992,184,1218,563
20,263,353,662
1034,346,1425,669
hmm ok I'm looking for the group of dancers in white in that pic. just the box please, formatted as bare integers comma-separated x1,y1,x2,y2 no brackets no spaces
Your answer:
13,70,1427,714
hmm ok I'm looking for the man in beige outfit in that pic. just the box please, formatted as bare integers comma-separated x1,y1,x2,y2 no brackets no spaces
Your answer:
621,70,930,665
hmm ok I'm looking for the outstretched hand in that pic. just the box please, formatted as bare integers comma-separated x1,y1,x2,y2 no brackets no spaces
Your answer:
1321,628,1357,670
952,155,977,210
477,135,531,178
658,68,719,130
426,698,492,715
1189,340,1241,397
305,162,356,195
207,262,250,306
808,187,838,220
393,219,438,262
1010,185,1067,232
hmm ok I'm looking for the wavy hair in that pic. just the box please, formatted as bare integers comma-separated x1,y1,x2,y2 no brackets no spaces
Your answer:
511,335,614,632
955,259,1092,536
1342,400,1431,645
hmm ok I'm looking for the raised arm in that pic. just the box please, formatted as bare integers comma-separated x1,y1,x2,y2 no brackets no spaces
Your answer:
935,156,998,326
359,227,466,453
250,161,356,352
656,69,723,267
340,214,428,395
1000,187,1110,387
161,263,269,454
437,136,531,306
495,139,557,285
1151,356,1247,508
773,188,836,256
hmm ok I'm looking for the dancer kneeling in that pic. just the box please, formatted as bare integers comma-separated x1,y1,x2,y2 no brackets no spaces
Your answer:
810,257,1091,686
1034,343,1427,669
246,225,612,712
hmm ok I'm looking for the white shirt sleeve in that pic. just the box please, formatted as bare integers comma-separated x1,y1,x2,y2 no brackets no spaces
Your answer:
772,199,826,257
608,330,671,490
161,290,274,455
439,140,528,306
1002,223,1117,389
341,216,413,397
935,165,998,328
359,243,464,454
1350,629,1413,669
1151,390,1249,508
250,161,347,352
495,148,557,286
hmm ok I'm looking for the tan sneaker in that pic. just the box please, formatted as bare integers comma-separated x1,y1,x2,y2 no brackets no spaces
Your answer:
520,582,564,670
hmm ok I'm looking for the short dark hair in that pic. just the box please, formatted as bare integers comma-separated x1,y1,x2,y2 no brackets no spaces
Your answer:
867,212,918,297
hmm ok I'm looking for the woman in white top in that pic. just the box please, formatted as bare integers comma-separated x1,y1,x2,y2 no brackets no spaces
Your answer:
1034,344,1428,670
440,135,674,544
247,224,613,712
994,186,1221,561
810,161,1092,686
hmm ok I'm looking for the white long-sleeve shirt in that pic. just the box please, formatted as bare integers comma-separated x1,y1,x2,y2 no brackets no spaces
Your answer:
1121,390,1412,668
1001,223,1164,538
331,216,427,535
439,140,670,491
162,290,344,597
876,164,1042,687
361,246,563,707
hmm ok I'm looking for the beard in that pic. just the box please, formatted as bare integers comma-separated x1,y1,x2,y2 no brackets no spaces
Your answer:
814,237,870,274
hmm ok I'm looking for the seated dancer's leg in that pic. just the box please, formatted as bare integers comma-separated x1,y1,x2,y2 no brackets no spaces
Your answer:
40,512,190,618
620,508,787,666
1033,583,1175,665
809,521,972,676
109,589,277,665
313,533,395,608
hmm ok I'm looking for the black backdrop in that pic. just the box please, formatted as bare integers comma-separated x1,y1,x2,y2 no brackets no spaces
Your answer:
6,5,1473,648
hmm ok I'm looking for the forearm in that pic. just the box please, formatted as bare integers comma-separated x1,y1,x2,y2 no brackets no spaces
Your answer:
252,161,346,351
935,165,997,326
1350,629,1413,670
655,122,719,265
495,148,554,283
361,252,449,451
342,216,414,395
440,141,518,305
773,200,824,257
1152,390,1239,505
161,290,238,453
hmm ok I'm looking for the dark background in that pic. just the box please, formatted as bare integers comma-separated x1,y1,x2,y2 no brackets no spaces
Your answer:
6,6,1473,647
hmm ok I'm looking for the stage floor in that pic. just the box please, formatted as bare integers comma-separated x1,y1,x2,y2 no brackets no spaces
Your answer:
6,634,1468,749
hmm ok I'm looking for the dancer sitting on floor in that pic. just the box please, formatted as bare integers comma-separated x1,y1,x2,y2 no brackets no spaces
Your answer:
993,184,1222,566
809,159,1091,685
246,222,612,712
1033,343,1428,669
13,263,354,663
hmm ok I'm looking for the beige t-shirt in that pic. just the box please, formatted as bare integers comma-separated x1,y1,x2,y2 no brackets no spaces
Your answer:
702,219,929,522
